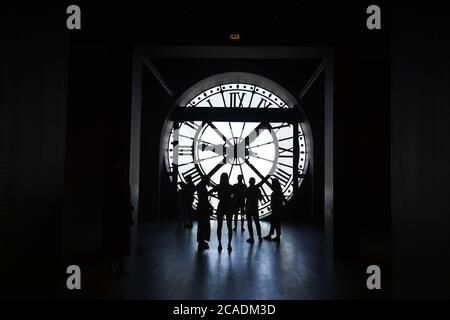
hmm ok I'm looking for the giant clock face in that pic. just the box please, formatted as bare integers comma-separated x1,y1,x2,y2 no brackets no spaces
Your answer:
165,81,309,218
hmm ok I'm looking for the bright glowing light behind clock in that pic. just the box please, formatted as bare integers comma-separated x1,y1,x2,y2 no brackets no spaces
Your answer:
165,80,309,218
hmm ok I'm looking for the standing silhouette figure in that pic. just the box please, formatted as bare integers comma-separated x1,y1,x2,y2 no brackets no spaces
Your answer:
232,174,246,232
245,177,263,243
264,178,285,241
196,176,212,250
182,175,195,228
211,172,233,251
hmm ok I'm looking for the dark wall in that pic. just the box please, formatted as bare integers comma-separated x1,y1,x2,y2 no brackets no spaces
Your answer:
139,66,174,220
391,4,450,298
62,41,131,256
334,46,391,260
1,5,69,298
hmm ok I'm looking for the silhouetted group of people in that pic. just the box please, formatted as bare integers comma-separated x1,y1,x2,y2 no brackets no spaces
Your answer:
178,173,285,251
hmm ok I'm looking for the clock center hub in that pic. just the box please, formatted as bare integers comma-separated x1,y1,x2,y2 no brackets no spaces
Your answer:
225,137,249,165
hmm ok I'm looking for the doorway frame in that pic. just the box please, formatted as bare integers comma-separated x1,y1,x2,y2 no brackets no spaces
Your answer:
129,46,334,257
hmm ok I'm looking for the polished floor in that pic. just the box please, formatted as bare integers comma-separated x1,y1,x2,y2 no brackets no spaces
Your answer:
79,220,384,300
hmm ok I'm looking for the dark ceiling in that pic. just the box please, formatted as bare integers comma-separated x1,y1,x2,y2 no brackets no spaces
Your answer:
69,1,390,47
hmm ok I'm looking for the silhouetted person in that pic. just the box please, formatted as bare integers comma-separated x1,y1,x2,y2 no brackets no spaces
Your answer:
232,174,246,232
264,178,285,241
211,172,233,251
245,177,263,243
176,182,186,226
182,175,195,228
196,176,212,250
102,165,134,276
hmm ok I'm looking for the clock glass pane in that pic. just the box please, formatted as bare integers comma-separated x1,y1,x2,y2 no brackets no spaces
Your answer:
165,81,309,218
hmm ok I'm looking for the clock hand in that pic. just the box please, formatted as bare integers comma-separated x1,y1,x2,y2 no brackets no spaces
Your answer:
234,123,271,160
242,122,270,146
238,122,246,140
198,153,223,162
228,122,235,138
245,159,273,189
207,122,233,148
228,164,234,180
252,155,274,163
197,140,216,149
198,141,225,157
206,160,226,178
247,140,274,149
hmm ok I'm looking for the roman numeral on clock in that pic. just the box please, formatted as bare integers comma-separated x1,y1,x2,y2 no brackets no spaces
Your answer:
183,166,202,184
279,146,294,158
256,98,273,108
177,145,193,156
229,92,246,108
273,168,291,186
260,186,270,203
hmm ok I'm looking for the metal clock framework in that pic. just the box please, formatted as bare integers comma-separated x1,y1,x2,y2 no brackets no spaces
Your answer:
164,73,310,218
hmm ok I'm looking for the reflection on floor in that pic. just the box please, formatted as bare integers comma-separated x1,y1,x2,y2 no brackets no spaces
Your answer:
77,220,388,300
